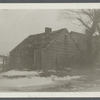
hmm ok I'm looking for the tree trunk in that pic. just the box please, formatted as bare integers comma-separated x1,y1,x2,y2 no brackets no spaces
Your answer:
86,20,97,66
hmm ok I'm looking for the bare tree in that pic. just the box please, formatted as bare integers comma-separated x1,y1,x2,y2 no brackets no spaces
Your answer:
61,9,100,64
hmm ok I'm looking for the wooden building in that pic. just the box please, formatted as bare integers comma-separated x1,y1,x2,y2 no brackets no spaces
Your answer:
9,28,88,70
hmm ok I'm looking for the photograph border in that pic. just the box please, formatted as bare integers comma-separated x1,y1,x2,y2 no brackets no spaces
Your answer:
0,0,99,3
0,3,100,98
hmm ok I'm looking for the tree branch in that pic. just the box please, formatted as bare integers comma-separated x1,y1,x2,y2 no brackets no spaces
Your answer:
81,9,94,21
77,17,91,29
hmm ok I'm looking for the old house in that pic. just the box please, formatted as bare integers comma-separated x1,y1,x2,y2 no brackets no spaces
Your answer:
9,28,88,70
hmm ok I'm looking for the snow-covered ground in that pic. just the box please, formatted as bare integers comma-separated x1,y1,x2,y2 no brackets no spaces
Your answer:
0,70,82,92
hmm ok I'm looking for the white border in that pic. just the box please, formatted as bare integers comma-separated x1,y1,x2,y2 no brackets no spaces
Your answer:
0,92,100,97
0,3,100,97
0,3,99,9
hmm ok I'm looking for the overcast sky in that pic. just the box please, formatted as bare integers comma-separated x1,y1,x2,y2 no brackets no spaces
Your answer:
0,9,84,55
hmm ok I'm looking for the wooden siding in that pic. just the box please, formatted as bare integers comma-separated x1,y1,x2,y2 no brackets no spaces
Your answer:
41,30,80,69
42,32,66,69
41,31,86,70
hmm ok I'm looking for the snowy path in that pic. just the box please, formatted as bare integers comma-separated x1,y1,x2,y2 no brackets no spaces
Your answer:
0,70,82,92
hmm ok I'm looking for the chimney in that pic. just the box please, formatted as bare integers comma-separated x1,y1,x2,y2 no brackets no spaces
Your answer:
45,27,52,33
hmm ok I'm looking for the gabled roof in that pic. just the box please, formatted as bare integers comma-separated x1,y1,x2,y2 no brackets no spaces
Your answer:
69,31,87,41
10,28,68,54
70,31,86,37
70,31,84,35
69,31,87,53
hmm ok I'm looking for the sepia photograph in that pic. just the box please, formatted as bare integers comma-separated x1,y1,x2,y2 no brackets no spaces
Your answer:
0,4,100,95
